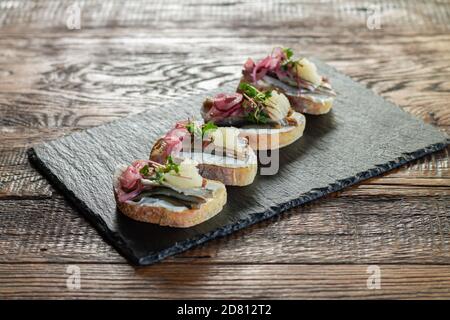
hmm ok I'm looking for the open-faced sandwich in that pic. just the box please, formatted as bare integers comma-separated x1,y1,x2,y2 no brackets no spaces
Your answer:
241,47,336,115
150,120,257,186
114,158,227,228
201,82,306,150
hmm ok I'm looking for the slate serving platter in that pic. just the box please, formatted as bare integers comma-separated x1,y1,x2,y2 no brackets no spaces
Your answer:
28,60,449,265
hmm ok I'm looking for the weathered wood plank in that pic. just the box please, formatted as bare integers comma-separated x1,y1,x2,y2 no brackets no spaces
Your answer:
1,0,450,298
1,0,449,31
0,148,53,198
341,185,450,197
382,146,450,179
1,31,449,150
1,263,449,299
1,196,449,264
1,32,449,105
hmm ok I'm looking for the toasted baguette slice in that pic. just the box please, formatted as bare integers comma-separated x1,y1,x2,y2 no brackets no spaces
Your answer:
175,151,258,186
240,47,336,115
150,137,258,186
236,111,306,151
287,94,334,115
114,166,227,228
202,86,306,151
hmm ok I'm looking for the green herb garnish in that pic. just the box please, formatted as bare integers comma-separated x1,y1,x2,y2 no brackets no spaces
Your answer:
280,47,297,71
150,156,180,184
283,47,294,60
239,83,271,124
239,83,272,102
165,156,180,173
186,120,217,138
246,110,269,124
201,121,218,136
185,121,202,137
152,170,165,184
139,164,150,176
185,120,218,138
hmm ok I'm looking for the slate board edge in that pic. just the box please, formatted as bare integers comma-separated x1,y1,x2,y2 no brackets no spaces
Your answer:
27,148,141,264
27,139,449,266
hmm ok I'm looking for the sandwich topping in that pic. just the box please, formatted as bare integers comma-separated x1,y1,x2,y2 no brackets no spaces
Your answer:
242,46,336,98
202,83,298,128
116,157,213,209
153,120,249,163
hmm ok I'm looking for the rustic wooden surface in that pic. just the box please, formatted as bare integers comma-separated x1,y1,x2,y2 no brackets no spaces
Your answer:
0,0,449,299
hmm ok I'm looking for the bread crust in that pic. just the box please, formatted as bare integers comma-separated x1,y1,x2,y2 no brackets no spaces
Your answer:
238,111,306,151
114,175,227,228
287,95,333,115
197,162,257,186
150,138,258,186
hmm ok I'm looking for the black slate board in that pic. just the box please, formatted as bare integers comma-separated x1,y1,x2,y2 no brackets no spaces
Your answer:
28,60,449,265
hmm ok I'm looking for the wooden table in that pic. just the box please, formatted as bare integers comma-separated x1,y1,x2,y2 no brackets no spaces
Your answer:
1,0,449,299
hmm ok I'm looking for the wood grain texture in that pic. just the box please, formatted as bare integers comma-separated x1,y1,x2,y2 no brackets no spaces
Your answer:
1,195,449,264
0,148,53,199
1,32,450,139
1,0,449,298
1,264,450,299
0,0,449,31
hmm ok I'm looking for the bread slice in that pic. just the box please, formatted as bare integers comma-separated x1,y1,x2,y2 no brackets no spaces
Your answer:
178,151,258,186
113,167,227,228
287,94,334,115
202,86,306,151
150,137,258,186
237,111,306,151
